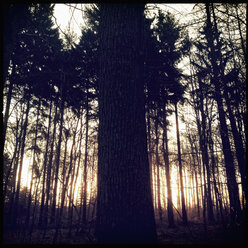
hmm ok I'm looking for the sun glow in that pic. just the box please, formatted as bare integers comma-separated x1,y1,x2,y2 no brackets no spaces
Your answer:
20,157,32,189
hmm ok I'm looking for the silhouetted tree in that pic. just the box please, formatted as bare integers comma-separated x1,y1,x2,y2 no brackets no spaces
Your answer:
96,4,157,244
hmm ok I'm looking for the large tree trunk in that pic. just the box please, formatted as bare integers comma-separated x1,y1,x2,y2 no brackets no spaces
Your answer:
96,4,157,244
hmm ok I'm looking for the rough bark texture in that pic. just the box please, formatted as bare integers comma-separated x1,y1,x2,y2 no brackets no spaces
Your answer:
96,4,157,244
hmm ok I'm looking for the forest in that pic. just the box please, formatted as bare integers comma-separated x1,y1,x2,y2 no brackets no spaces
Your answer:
2,3,247,245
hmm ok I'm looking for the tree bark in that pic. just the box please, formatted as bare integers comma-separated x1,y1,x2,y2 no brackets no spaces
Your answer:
96,4,157,243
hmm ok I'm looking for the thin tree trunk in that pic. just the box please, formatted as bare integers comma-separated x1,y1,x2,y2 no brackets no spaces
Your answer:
43,104,58,236
12,90,31,228
194,163,200,219
50,82,65,224
82,93,89,224
212,2,246,212
202,163,208,239
67,118,80,237
155,113,162,223
4,112,21,202
25,97,41,230
52,119,78,243
38,100,52,226
162,104,175,227
234,4,246,59
187,134,199,218
175,102,188,225
73,116,83,234
29,170,42,241
215,152,225,226
147,109,155,210
7,110,24,226
199,81,215,223
224,90,246,204
3,62,15,148
78,117,83,231
196,145,203,221
205,3,241,222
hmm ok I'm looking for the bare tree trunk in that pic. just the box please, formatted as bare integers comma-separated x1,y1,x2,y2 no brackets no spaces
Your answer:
12,90,31,228
73,116,83,234
205,3,241,222
67,118,80,237
147,109,155,210
29,171,42,242
202,148,208,239
162,104,175,227
25,97,41,231
187,133,200,219
175,102,188,225
3,62,15,147
198,80,215,223
50,82,65,224
96,4,157,243
4,111,21,202
39,100,52,227
43,104,58,236
6,109,24,226
155,113,162,223
53,117,78,243
82,95,89,224
234,4,246,59
224,90,246,205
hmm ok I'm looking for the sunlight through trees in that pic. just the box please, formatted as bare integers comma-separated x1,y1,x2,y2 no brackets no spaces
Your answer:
3,3,246,245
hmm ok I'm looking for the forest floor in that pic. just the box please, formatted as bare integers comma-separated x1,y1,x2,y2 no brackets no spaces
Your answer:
156,220,247,245
3,220,248,245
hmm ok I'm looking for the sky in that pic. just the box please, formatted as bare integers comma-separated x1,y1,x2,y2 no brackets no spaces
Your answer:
52,3,193,144
53,4,195,74
21,3,195,192
53,4,195,43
